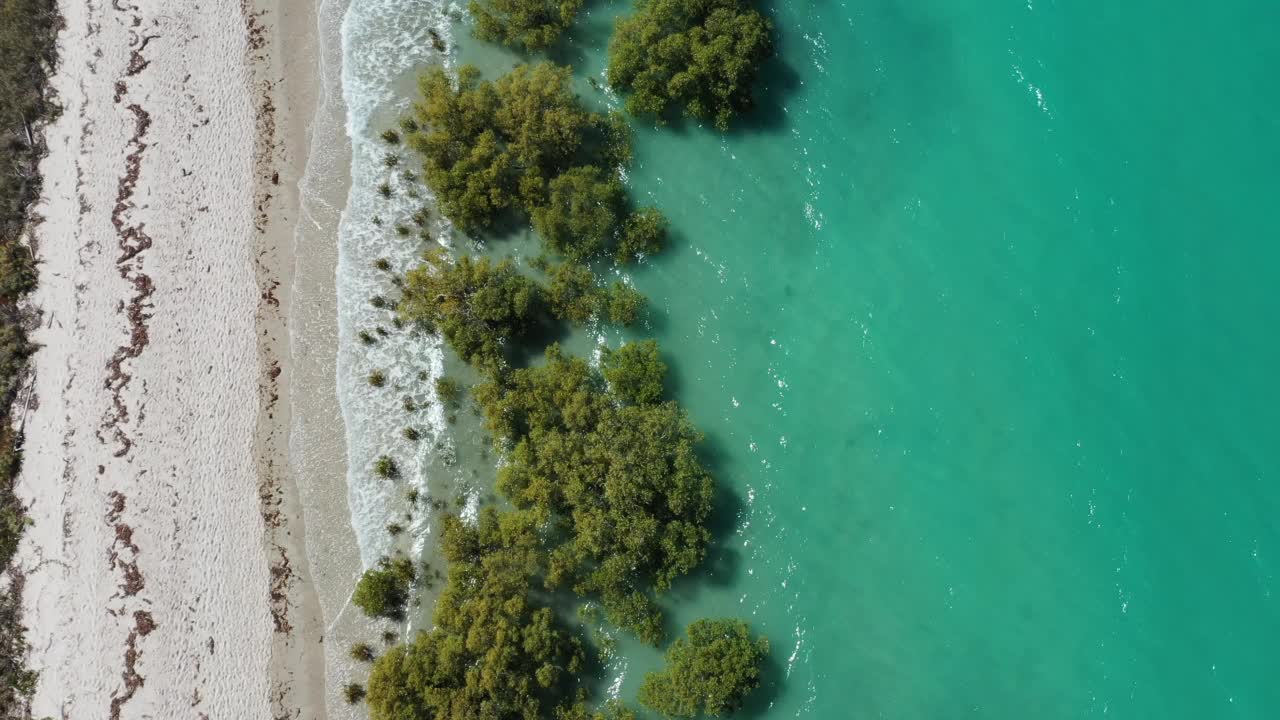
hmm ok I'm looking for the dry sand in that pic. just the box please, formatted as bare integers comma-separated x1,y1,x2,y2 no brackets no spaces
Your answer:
15,0,339,717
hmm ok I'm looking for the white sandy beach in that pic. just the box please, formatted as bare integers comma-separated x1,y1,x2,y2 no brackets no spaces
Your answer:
14,0,350,717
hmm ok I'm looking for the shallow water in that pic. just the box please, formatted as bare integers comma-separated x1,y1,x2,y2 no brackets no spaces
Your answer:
343,0,1280,716
335,0,459,569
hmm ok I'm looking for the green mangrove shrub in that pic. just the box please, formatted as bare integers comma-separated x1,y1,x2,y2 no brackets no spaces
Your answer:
638,618,770,717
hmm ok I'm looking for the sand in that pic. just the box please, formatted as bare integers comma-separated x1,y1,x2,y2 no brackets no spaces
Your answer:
14,0,337,717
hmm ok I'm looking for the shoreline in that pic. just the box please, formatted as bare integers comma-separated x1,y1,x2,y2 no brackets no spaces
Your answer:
248,0,330,716
15,1,333,717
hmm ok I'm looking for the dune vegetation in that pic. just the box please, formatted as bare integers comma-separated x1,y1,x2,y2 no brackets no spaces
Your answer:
0,1,59,715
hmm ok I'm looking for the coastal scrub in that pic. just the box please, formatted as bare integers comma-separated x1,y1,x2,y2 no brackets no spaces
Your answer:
0,0,59,711
353,556,416,620
475,345,714,643
608,0,774,130
638,619,770,717
366,510,587,719
406,62,649,263
398,254,542,374
469,0,583,51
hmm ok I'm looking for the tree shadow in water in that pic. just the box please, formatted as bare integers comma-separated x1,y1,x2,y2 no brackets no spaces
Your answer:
545,9,617,72
736,645,786,719
727,23,804,137
509,309,572,368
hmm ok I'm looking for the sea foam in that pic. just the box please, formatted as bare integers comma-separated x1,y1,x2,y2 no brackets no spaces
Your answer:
336,0,457,569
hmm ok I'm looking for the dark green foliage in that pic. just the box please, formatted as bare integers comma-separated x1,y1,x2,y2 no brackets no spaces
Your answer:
638,619,769,717
370,294,389,309
470,0,584,51
383,154,400,167
546,265,644,327
607,0,774,131
398,254,542,374
601,339,666,405
353,556,416,620
616,207,667,263
547,262,600,324
377,182,393,198
475,345,714,643
406,64,633,252
402,426,421,442
0,0,58,240
366,510,587,720
368,370,387,387
387,523,405,537
358,330,376,345
531,166,623,262
0,245,34,304
381,129,401,144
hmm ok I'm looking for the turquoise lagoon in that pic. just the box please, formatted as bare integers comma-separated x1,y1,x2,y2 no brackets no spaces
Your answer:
348,0,1280,716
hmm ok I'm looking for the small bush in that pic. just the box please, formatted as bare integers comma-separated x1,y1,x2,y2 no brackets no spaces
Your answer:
374,258,392,271
358,330,376,345
374,455,398,479
350,642,376,662
377,182,393,198
344,682,366,704
435,377,462,405
380,129,401,144
638,619,769,717
370,295,388,309
403,427,421,442
428,27,446,52
368,370,387,387
353,556,415,619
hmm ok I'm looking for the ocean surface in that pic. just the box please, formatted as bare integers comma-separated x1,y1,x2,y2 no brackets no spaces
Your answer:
336,0,1280,716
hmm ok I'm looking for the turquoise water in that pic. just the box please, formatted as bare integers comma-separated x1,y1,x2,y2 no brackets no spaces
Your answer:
443,0,1280,716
